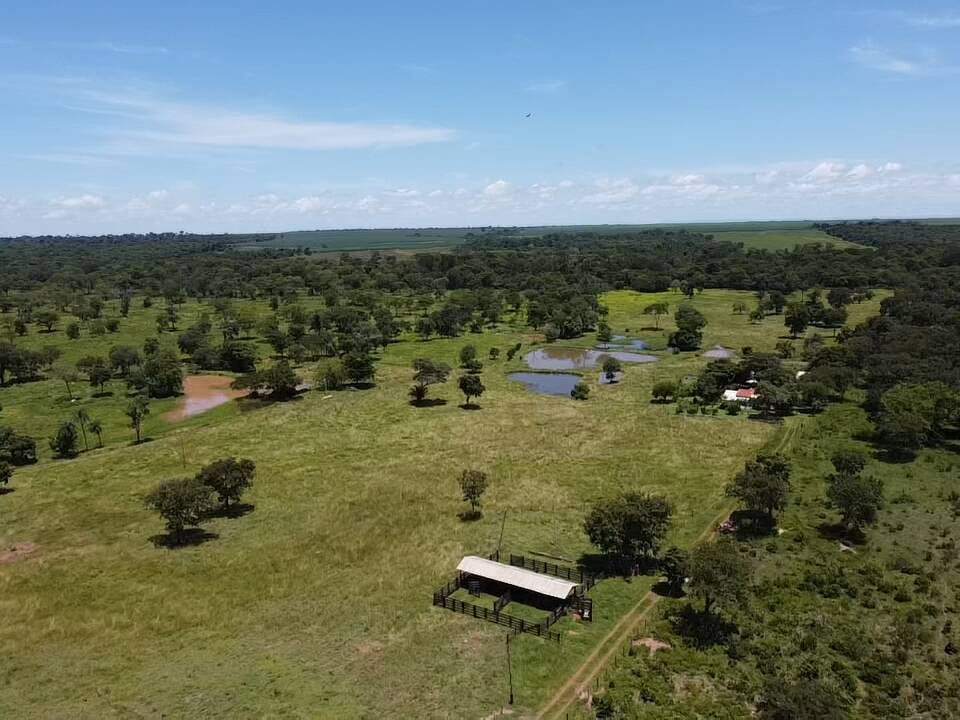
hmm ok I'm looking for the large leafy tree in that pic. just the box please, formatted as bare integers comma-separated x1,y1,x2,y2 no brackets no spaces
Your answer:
669,304,707,351
458,373,485,406
410,358,451,404
687,538,752,617
725,454,792,523
583,492,674,572
196,457,256,509
144,477,213,544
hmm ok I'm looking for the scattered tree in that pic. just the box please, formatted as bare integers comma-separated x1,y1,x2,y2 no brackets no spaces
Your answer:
458,373,485,406
583,492,674,573
49,421,80,458
687,538,752,617
669,304,707,351
126,396,150,444
570,381,590,400
642,302,670,329
144,477,213,544
458,468,489,516
725,454,792,524
88,418,104,448
601,356,622,381
660,546,689,596
196,457,256,509
651,379,678,403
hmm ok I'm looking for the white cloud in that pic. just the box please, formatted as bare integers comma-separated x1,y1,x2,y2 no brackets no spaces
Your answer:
483,180,511,198
880,162,902,173
581,178,640,205
899,13,960,29
527,80,566,93
51,193,106,209
73,89,456,151
148,189,169,200
291,195,337,214
850,43,921,75
755,170,780,185
803,161,847,181
671,174,707,186
58,41,170,55
847,164,872,180
172,203,192,215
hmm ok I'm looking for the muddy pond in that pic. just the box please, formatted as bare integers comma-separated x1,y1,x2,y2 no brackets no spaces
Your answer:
508,372,581,397
523,347,658,371
163,375,248,422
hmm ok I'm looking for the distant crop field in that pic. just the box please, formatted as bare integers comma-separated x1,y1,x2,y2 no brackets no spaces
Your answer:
710,228,863,251
228,221,873,255
232,228,473,252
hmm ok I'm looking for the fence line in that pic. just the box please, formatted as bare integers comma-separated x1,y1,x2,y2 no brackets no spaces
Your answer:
508,553,599,591
433,594,562,642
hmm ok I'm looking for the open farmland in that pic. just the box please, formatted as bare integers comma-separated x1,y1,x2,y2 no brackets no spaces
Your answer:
1,287,884,718
229,221,871,255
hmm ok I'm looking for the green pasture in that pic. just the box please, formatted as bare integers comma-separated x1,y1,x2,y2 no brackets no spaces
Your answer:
1,288,886,718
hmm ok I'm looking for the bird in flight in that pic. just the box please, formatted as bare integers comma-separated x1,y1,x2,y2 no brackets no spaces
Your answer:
525,112,533,118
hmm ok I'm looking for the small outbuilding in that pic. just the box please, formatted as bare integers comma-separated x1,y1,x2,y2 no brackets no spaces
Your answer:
457,555,578,608
722,387,757,403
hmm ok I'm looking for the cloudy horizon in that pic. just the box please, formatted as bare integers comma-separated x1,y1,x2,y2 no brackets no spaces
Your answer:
1,1,958,235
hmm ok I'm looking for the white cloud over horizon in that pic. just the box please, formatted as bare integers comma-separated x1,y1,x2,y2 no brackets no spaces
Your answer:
3,159,957,236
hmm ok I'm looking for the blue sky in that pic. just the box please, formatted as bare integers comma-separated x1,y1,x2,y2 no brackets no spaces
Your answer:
1,0,958,235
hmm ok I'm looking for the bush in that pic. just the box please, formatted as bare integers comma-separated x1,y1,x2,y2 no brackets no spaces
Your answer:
570,382,590,400
315,359,347,390
49,421,80,458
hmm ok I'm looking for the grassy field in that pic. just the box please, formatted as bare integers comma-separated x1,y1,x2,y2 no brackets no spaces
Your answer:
229,221,870,254
0,289,886,718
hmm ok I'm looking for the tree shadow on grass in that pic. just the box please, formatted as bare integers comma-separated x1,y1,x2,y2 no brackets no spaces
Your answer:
149,528,219,549
652,580,686,599
409,398,448,408
730,510,778,539
872,446,916,465
92,391,114,398
816,521,866,546
206,502,255,520
0,487,15,496
459,403,482,411
458,510,482,522
669,604,738,649
349,382,376,391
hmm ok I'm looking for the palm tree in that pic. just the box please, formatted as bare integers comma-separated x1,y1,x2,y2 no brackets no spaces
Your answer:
89,419,103,448
74,408,90,451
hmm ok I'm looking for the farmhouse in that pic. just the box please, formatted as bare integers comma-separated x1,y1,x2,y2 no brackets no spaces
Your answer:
457,555,579,607
722,387,757,403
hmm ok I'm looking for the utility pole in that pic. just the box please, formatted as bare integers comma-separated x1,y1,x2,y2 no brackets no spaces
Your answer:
497,510,508,559
506,633,514,706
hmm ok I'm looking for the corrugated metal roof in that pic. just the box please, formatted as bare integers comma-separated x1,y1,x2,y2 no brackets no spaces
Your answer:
456,556,578,600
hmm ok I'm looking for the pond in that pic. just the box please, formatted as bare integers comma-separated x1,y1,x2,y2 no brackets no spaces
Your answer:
702,345,735,359
163,375,248,422
524,348,658,371
508,372,582,397
596,339,649,351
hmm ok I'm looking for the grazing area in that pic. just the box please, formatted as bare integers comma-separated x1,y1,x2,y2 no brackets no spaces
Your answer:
1,220,957,718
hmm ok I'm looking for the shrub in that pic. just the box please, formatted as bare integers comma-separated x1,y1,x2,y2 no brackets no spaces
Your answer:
570,382,590,400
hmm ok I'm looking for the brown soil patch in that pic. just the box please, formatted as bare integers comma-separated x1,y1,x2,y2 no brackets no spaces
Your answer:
163,375,248,422
0,542,35,565
633,637,672,655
